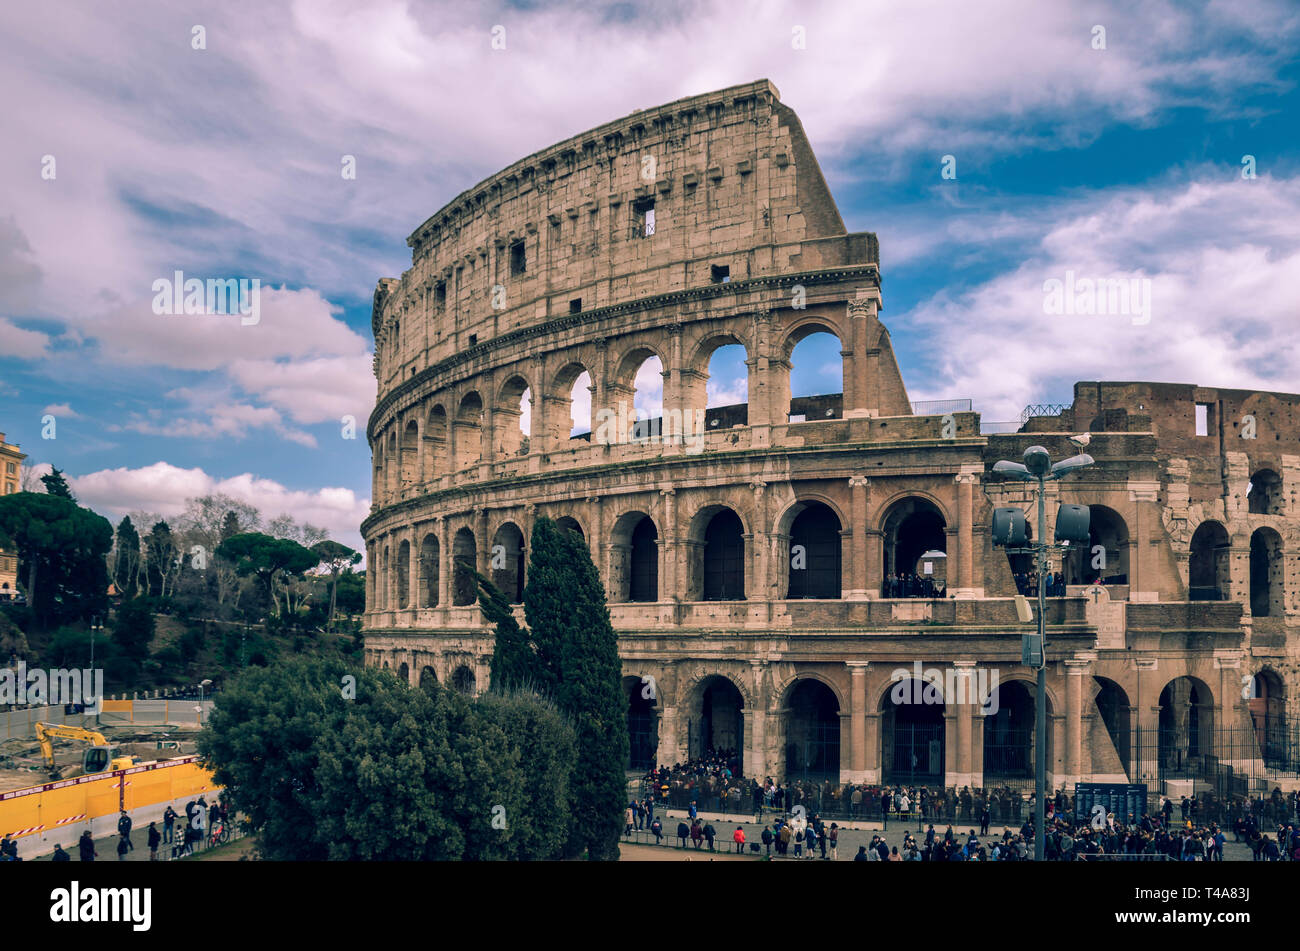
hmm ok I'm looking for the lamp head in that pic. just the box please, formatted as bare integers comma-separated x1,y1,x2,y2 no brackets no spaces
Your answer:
1023,446,1051,477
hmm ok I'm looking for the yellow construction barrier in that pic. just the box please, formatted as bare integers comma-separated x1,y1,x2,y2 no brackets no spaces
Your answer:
0,756,220,839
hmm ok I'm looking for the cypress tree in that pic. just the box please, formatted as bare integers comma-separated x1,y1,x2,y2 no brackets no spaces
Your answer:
474,568,536,693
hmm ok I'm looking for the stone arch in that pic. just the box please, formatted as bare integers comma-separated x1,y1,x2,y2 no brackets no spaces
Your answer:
419,532,440,607
982,678,1055,783
610,510,658,603
453,391,484,471
776,669,848,712
1093,676,1133,779
686,503,748,601
681,671,749,767
878,494,948,594
878,672,945,784
397,661,410,684
781,319,845,421
1189,520,1231,600
395,539,411,609
1248,467,1283,515
775,497,845,600
683,331,751,413
400,419,420,491
549,360,594,447
610,344,667,438
490,520,526,603
554,514,586,541
1067,504,1130,586
1248,667,1287,767
380,544,390,610
419,665,438,691
451,526,477,606
1249,526,1284,617
783,678,842,779
451,664,477,696
424,403,448,479
1158,675,1216,772
385,430,398,502
623,674,659,771
495,373,532,459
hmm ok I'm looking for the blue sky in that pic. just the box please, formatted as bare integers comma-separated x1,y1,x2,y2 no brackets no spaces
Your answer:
1,0,1298,551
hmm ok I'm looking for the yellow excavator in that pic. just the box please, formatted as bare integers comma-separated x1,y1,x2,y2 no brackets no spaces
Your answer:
35,722,136,779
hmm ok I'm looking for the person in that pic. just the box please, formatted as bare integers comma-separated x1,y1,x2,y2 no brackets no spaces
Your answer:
117,810,134,853
625,805,634,836
676,820,690,848
855,845,868,861
876,836,890,861
881,789,891,820
793,827,803,858
163,805,177,845
829,823,839,860
804,823,816,859
980,804,990,837
732,826,745,854
688,800,698,820
116,835,129,861
148,822,161,861
691,819,703,849
78,830,96,861
51,843,70,862
761,825,774,855
703,821,716,851
651,818,663,845
851,785,863,819
889,846,902,861
779,822,792,856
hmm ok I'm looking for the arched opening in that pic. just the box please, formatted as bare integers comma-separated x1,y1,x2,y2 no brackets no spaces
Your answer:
451,664,476,696
453,392,484,471
400,420,420,492
419,665,438,692
1158,677,1214,778
982,681,1051,787
555,516,585,541
397,662,409,684
495,375,531,459
381,545,389,610
785,501,842,599
452,528,477,606
1094,677,1133,779
491,522,526,604
881,681,944,784
624,675,659,771
424,404,447,480
1248,669,1287,768
610,347,665,442
785,327,843,422
704,342,748,412
689,506,745,601
1189,521,1230,600
881,497,946,597
419,534,440,607
386,430,398,501
1067,505,1129,586
1248,469,1283,515
611,512,658,603
689,676,743,770
1249,527,1283,617
552,363,593,447
395,540,411,609
784,679,840,780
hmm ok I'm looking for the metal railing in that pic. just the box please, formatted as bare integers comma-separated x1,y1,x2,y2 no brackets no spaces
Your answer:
1021,403,1069,421
911,399,972,415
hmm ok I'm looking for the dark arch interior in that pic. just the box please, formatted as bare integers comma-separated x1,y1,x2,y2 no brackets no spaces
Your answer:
1189,521,1230,600
881,686,944,784
625,677,659,771
1094,677,1132,778
787,502,842,599
882,498,946,595
702,509,745,601
451,665,476,696
693,677,743,772
629,517,658,602
785,680,840,779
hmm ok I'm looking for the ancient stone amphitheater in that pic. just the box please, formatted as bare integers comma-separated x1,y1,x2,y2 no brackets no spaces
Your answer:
363,79,1300,795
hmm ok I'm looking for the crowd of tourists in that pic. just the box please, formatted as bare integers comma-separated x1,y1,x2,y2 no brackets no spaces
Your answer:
882,574,946,598
1012,570,1068,597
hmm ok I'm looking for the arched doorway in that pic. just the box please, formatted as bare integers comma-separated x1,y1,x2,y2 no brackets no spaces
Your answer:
1094,677,1133,779
1248,669,1287,768
1249,527,1283,617
1189,521,1230,600
396,540,410,609
555,516,585,541
624,676,659,771
419,665,437,692
419,534,439,607
491,522,526,603
689,675,744,770
881,497,946,596
452,528,477,606
1248,469,1283,515
610,512,658,603
397,662,409,684
451,664,476,696
982,681,1051,788
784,680,840,780
786,501,842,599
1158,677,1214,778
881,681,945,784
693,507,745,601
1068,505,1129,585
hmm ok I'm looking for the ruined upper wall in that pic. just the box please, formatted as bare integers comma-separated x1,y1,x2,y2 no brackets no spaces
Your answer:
371,80,875,390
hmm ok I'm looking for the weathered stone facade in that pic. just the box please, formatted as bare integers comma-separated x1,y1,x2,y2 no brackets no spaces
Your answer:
362,80,1299,794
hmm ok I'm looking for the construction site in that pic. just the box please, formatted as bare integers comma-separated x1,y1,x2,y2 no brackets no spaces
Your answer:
0,700,219,859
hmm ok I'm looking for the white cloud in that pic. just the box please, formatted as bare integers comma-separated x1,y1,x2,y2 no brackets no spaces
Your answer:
901,174,1300,419
41,403,81,418
0,318,50,359
69,461,370,551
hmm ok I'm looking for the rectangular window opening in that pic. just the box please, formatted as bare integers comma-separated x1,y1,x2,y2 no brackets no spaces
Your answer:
569,298,582,314
633,197,655,237
1195,403,1210,437
509,241,526,276
711,264,730,284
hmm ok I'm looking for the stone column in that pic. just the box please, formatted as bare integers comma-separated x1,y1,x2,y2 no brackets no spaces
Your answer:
864,711,882,783
407,526,420,615
659,488,677,601
955,470,978,596
476,508,490,577
747,660,768,779
1133,658,1159,785
1064,657,1093,784
847,476,869,600
847,662,869,781
953,661,976,788
866,529,884,598
438,519,452,610
751,480,769,609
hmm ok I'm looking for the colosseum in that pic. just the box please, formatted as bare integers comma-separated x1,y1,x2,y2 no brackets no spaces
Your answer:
361,79,1300,798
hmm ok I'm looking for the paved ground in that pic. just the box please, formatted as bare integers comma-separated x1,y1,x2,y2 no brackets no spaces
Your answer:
26,824,230,862
625,808,1259,861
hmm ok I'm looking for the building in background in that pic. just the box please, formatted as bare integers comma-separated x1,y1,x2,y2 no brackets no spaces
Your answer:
0,432,25,600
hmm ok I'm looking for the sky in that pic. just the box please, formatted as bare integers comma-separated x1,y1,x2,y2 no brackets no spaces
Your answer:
1,0,1297,553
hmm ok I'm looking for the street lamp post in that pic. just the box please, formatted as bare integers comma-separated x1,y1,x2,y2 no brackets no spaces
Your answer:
991,445,1094,861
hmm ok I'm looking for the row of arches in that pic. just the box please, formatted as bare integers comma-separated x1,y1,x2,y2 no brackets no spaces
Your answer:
371,324,849,501
1189,520,1287,616
369,496,948,609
